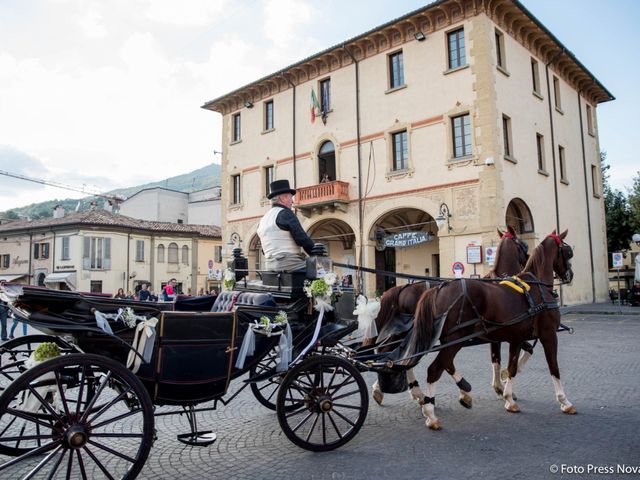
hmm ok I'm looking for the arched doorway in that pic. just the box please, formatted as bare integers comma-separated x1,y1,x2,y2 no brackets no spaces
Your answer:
506,198,534,234
369,208,438,294
318,141,336,183
248,234,262,277
308,218,356,286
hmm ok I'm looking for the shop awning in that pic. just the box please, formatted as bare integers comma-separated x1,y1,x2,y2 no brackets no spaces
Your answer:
44,272,77,291
0,273,29,283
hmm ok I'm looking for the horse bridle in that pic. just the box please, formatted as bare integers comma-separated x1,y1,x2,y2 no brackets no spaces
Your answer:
502,232,530,267
547,234,574,283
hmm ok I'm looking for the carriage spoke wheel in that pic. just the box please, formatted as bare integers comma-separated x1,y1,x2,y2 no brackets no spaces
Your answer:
276,355,368,452
249,346,283,411
0,335,77,394
0,354,154,480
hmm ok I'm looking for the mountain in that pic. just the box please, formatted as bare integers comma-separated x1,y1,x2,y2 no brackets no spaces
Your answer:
1,164,221,220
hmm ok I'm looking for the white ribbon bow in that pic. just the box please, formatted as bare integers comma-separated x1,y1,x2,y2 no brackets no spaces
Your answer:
126,317,159,374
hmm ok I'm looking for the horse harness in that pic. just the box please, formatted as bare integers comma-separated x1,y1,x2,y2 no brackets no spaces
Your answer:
425,274,559,354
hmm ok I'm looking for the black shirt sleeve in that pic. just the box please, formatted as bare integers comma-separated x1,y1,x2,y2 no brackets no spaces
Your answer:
275,208,315,255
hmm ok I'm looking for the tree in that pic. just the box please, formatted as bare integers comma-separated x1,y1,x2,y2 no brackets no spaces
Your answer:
628,170,640,235
601,151,634,255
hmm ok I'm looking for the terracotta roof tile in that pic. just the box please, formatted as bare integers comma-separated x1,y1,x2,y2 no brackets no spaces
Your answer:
0,210,221,238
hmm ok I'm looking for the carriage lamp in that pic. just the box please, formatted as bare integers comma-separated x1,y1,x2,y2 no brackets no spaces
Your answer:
306,243,333,279
435,203,452,231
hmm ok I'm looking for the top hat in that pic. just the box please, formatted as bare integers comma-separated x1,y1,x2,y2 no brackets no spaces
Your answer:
267,179,296,199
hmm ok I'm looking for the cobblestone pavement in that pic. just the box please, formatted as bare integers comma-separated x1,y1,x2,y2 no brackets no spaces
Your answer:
136,313,640,480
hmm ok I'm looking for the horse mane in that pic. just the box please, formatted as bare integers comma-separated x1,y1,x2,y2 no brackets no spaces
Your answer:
375,286,401,330
522,239,547,276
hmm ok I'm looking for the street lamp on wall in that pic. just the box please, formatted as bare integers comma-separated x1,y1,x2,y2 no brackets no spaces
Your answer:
435,203,452,232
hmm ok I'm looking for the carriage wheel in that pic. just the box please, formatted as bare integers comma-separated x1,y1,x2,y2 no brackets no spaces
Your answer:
0,353,154,479
0,335,77,393
249,346,283,411
276,355,368,452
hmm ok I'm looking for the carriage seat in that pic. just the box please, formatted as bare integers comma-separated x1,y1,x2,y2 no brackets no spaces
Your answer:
210,291,277,312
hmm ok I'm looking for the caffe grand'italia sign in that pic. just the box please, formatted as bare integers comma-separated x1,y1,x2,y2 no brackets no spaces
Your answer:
383,231,433,248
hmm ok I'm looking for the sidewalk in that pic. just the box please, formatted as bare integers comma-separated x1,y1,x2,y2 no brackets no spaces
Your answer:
560,301,640,315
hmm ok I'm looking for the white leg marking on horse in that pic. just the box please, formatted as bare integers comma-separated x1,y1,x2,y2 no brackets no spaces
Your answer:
517,351,532,373
372,380,384,406
407,369,424,403
503,377,520,412
491,362,503,396
552,376,576,414
451,371,462,382
422,383,441,429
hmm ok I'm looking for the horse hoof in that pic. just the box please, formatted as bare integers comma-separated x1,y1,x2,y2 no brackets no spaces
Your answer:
459,396,472,409
372,390,384,406
512,393,518,401
505,403,520,413
562,405,577,415
426,419,442,430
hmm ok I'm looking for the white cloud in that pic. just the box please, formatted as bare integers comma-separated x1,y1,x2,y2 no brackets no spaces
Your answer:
144,0,229,27
263,0,315,48
77,7,108,38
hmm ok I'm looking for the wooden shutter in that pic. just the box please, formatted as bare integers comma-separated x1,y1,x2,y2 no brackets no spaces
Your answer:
103,238,111,270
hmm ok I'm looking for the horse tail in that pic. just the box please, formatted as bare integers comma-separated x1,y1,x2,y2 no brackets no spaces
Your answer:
362,285,401,347
403,287,437,367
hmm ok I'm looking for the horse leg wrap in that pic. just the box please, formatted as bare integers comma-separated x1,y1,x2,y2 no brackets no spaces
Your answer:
456,377,472,393
420,396,435,406
521,341,535,355
408,380,420,389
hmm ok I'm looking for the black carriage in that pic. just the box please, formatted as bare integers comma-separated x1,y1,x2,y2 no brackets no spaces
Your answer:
0,249,369,479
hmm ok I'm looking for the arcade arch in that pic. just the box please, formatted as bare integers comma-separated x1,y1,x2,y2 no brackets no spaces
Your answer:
367,207,439,294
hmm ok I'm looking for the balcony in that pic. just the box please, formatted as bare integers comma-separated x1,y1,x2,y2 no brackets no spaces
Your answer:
295,181,350,217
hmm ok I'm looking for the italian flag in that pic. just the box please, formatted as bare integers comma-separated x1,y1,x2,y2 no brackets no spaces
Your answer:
310,89,320,123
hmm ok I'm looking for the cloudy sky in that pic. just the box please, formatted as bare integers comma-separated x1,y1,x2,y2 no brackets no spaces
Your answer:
0,0,637,210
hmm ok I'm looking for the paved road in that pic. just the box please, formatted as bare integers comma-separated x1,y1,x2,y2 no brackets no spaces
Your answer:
137,313,640,480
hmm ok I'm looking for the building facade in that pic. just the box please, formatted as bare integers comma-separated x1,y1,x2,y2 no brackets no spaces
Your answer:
0,208,223,296
119,186,222,227
202,0,613,304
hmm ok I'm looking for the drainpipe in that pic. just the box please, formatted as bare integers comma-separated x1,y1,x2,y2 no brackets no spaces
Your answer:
342,44,364,293
283,74,297,187
577,90,596,302
28,232,33,285
544,48,564,304
52,231,56,272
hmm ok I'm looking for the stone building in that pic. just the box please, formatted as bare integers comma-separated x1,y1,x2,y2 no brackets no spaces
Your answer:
202,0,613,304
0,206,223,296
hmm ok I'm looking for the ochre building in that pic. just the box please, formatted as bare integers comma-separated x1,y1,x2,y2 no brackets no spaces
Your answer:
202,0,613,304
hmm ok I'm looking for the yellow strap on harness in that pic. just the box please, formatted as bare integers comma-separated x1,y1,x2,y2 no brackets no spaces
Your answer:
499,278,531,294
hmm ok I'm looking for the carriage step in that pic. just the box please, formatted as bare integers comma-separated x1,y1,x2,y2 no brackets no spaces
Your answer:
177,431,217,446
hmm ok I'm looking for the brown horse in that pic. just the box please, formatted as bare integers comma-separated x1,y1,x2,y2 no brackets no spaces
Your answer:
407,230,575,430
368,227,529,407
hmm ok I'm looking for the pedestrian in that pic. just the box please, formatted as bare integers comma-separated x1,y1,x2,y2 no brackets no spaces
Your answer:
126,290,135,300
148,288,158,302
138,283,151,301
162,278,178,301
0,281,9,341
114,288,126,299
9,311,27,339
